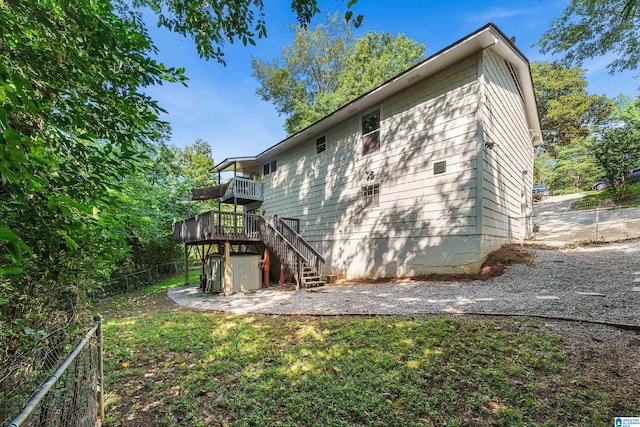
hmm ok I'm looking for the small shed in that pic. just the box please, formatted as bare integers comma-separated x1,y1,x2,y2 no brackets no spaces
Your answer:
205,254,262,294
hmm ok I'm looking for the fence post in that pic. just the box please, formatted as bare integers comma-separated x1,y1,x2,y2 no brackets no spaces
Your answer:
595,206,599,241
94,315,104,423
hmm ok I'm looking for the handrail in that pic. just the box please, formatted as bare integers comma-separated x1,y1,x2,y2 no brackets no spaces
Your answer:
173,210,261,242
259,216,307,261
222,177,263,202
276,218,325,263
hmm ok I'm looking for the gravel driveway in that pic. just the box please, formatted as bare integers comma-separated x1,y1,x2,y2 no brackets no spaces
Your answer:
168,240,640,326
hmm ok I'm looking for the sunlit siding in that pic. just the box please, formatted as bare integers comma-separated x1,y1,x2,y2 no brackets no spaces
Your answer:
480,48,534,249
260,56,484,278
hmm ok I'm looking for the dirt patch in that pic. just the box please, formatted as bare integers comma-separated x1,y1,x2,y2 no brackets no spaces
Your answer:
336,244,534,285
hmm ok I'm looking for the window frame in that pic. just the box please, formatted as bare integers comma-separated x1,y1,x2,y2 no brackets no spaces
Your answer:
362,183,380,207
361,107,381,156
316,135,326,154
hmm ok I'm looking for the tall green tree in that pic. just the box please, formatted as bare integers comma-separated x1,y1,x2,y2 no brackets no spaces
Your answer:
537,0,640,76
531,62,613,156
252,15,425,134
0,0,189,358
181,139,216,188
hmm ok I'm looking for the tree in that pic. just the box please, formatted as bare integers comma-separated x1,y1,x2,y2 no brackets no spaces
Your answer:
531,62,613,156
137,0,363,64
252,14,355,133
591,98,640,197
552,138,604,192
181,139,216,188
537,0,640,76
252,15,425,134
0,0,189,362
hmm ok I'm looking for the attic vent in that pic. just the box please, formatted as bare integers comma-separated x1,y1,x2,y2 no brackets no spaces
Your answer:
504,60,524,103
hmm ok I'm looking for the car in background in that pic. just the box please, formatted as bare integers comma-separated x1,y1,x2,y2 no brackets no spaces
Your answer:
532,184,549,201
592,168,640,191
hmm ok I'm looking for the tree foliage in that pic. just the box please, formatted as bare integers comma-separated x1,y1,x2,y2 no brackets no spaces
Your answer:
252,15,425,134
0,0,188,355
591,98,640,197
531,62,613,156
537,0,640,76
136,0,362,64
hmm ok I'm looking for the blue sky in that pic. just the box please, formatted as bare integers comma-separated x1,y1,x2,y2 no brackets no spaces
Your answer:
143,0,638,162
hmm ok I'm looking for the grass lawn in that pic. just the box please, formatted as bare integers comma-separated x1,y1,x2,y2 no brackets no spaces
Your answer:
95,276,639,426
572,181,640,210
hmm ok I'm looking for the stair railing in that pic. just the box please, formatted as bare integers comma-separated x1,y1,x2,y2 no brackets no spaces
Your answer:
259,215,306,285
274,216,325,278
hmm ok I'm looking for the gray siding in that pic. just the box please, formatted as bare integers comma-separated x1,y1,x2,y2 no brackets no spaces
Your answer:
480,49,534,249
261,57,484,278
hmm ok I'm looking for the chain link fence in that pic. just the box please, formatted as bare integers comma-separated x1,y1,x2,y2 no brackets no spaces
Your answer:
531,204,640,243
90,261,188,298
1,317,103,427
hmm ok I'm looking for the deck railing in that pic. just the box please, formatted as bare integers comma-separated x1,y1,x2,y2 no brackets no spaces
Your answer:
221,177,263,202
275,217,325,278
173,211,261,242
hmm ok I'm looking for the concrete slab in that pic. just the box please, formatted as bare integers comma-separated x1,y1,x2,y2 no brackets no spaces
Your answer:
575,292,606,297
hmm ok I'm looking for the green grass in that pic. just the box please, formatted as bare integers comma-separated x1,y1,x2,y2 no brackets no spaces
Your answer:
95,276,637,426
572,181,640,210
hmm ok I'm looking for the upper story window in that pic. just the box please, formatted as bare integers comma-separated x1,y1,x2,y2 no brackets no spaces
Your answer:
316,136,326,154
263,159,277,176
362,108,380,156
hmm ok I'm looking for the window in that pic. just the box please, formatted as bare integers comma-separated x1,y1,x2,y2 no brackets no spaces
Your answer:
264,160,277,176
362,109,380,155
362,183,380,207
316,136,326,154
434,161,446,175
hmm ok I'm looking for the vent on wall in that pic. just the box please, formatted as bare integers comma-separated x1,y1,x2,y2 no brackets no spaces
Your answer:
434,161,446,175
504,60,524,102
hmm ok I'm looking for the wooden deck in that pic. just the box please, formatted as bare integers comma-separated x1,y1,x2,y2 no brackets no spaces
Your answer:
173,211,262,244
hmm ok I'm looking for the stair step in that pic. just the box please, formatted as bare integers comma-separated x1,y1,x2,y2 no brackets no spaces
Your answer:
301,280,326,288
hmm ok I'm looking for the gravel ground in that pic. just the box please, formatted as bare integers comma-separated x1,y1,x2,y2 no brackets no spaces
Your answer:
168,239,640,327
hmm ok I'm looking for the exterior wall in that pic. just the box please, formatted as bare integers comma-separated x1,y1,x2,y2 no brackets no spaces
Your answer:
479,48,534,255
261,56,485,278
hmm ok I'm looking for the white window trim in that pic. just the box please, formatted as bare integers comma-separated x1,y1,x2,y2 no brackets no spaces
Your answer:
315,135,327,154
360,105,383,156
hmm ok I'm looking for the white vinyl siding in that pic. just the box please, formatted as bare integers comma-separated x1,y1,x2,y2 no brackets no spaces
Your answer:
261,56,483,277
480,49,534,242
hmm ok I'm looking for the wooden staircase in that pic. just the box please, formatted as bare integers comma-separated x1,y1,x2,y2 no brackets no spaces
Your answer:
259,215,325,288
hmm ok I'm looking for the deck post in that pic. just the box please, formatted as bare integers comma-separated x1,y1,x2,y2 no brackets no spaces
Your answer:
201,244,206,289
184,244,189,286
263,248,270,289
224,241,232,295
279,265,286,290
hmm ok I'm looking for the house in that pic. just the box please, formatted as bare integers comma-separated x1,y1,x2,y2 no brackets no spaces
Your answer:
173,23,542,292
